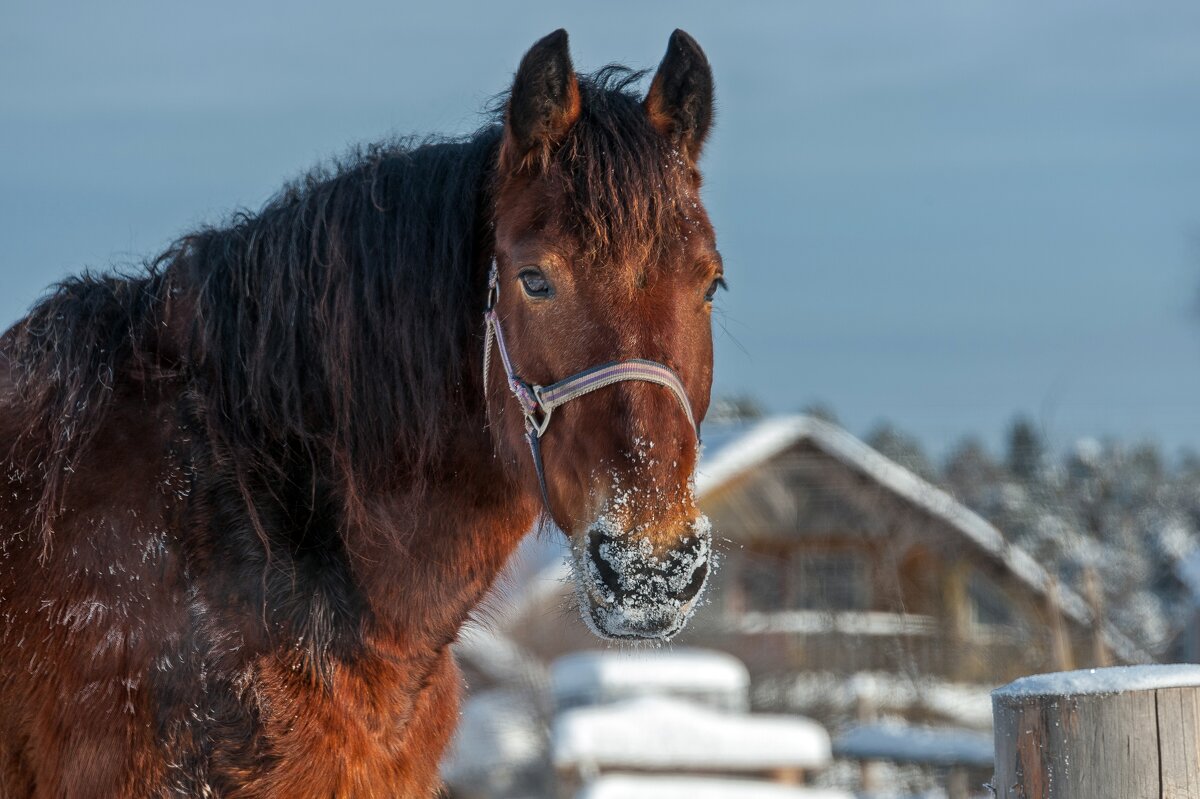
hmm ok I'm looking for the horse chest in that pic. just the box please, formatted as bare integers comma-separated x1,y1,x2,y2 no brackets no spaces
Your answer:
215,647,460,798
137,633,458,796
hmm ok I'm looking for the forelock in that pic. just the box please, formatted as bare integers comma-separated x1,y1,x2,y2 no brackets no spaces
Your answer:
549,67,703,265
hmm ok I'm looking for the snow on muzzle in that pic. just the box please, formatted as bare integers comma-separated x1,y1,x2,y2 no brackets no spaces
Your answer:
574,514,713,641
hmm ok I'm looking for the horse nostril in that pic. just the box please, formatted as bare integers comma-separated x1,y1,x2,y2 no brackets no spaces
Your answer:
677,559,708,603
587,532,626,601
678,534,705,559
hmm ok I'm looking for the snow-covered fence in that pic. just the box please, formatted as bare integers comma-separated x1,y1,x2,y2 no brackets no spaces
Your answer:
991,665,1200,798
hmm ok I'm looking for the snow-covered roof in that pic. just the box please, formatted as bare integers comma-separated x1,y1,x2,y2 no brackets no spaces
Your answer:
833,722,993,767
552,649,750,712
552,696,831,772
994,664,1200,699
577,775,854,799
698,415,1149,664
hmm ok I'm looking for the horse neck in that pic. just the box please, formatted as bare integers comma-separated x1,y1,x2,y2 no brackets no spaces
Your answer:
342,408,541,651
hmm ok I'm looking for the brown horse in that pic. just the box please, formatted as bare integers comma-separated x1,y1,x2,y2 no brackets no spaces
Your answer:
0,29,721,797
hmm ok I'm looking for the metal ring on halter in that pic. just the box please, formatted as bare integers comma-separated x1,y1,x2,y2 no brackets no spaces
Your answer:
524,387,553,437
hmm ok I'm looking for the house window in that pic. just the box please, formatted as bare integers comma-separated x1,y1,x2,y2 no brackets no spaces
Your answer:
735,548,870,612
738,551,788,612
793,551,870,611
968,572,1015,629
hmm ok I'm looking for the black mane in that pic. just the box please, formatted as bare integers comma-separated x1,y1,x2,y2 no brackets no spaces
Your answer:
181,130,503,490
4,66,687,531
7,129,500,526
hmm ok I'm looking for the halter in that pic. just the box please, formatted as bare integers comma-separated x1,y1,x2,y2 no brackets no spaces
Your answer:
483,260,698,511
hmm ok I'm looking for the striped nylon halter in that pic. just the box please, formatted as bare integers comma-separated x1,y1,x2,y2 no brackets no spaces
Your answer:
483,260,698,510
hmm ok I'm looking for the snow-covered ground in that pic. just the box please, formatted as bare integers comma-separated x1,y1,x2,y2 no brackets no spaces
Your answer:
446,643,1001,798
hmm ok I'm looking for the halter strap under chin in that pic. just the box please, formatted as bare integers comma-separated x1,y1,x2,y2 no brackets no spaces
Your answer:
482,259,698,513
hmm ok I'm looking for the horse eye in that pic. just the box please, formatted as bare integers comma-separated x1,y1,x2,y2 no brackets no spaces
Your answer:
519,269,553,298
704,276,727,302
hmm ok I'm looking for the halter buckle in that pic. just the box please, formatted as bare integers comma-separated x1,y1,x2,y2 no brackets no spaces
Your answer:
524,386,553,437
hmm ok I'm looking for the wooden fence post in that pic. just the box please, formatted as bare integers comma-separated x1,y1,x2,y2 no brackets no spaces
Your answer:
991,665,1200,798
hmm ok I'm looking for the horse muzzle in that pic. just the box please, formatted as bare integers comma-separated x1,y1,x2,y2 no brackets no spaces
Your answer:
574,514,713,641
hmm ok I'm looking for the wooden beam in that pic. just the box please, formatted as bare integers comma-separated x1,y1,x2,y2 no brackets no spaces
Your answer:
1082,566,1111,668
1044,577,1075,672
943,560,970,680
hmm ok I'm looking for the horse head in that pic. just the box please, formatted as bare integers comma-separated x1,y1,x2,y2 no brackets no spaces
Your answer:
487,30,722,641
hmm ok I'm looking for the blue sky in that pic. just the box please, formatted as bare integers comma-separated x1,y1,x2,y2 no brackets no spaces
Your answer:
4,1,1200,454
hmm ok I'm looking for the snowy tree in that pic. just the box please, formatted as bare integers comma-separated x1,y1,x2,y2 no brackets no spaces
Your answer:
865,421,938,482
943,438,1005,509
1006,416,1045,483
800,401,840,425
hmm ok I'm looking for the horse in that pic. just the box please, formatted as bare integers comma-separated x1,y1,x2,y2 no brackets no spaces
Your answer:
0,28,722,797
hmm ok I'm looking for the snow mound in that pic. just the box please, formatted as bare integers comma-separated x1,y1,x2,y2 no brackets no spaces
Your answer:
552,648,750,712
553,696,830,771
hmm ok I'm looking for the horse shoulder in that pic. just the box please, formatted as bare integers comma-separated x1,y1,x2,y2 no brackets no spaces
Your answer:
0,373,188,797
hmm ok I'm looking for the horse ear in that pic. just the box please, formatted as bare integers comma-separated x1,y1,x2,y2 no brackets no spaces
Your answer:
502,29,581,173
644,29,714,162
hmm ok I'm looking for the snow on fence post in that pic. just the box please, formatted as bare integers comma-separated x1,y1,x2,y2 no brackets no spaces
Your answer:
991,665,1200,798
